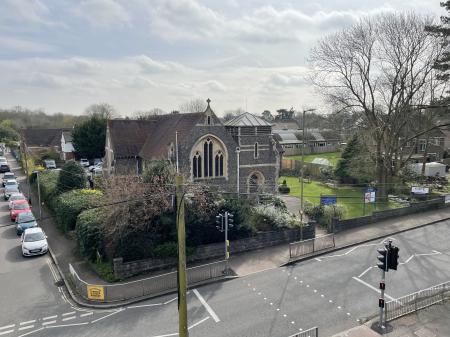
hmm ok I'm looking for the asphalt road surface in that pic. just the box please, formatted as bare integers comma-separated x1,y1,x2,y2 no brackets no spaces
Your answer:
1,155,449,336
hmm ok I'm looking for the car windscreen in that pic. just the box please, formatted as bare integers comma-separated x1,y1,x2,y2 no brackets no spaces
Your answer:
3,173,14,178
5,187,19,192
5,181,17,185
14,203,29,210
18,215,35,223
24,232,45,242
10,195,25,201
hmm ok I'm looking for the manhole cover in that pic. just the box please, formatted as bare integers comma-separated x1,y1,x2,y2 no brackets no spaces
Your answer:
54,279,64,287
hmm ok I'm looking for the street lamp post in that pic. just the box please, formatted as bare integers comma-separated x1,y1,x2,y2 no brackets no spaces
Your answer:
300,108,316,224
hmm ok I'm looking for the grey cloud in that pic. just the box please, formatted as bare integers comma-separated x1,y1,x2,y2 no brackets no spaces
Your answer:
72,0,130,28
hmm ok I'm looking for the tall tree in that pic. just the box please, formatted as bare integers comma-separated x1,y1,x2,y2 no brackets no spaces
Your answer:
85,103,116,119
72,114,107,159
178,99,207,113
56,161,86,193
0,120,19,142
261,110,274,122
133,108,166,120
310,12,447,199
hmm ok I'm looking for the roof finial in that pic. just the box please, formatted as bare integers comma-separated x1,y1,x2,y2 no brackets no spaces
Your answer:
206,98,211,107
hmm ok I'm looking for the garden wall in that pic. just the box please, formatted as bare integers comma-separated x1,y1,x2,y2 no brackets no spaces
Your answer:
332,197,447,232
113,225,315,278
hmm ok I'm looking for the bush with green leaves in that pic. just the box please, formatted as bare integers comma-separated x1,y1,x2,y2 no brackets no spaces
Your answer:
322,204,345,226
57,161,86,194
36,170,60,206
53,189,103,232
76,209,104,261
278,180,291,194
250,205,300,231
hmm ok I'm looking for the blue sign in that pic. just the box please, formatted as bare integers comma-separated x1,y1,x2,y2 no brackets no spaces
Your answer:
320,195,337,205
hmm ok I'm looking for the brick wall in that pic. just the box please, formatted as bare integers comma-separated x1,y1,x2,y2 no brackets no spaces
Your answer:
332,197,446,232
113,225,315,278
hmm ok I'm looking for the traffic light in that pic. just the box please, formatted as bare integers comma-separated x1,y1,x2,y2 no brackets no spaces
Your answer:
227,212,234,228
388,246,399,270
216,214,223,230
377,247,389,271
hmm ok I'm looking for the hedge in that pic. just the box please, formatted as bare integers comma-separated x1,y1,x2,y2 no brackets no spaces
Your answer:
76,209,104,261
36,170,60,206
53,189,104,232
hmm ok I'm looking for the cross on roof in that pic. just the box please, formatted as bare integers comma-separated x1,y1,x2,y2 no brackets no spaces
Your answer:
206,98,211,107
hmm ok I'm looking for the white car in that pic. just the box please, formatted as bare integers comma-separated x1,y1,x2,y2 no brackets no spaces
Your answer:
80,158,89,167
4,179,18,189
21,227,48,257
9,193,26,209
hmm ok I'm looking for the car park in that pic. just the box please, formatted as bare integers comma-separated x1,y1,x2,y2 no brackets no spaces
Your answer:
21,227,48,256
2,172,15,186
43,159,56,169
16,212,37,235
8,193,26,209
80,158,89,167
4,185,19,200
10,199,31,221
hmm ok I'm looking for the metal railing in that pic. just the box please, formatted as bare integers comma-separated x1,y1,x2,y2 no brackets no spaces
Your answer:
69,260,228,302
289,234,335,260
288,326,318,337
385,280,450,321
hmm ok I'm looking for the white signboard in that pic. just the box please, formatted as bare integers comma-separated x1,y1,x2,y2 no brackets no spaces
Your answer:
445,195,450,204
411,186,429,194
364,189,376,203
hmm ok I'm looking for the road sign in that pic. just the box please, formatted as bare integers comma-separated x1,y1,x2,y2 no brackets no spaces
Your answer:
364,188,376,203
320,195,337,205
87,284,105,301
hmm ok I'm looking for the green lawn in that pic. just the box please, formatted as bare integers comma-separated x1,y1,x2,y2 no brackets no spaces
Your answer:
279,176,402,219
285,151,341,167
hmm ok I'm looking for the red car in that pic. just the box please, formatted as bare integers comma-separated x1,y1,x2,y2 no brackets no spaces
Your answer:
10,200,32,221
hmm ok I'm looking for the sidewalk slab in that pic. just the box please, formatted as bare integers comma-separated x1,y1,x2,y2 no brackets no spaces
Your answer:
331,325,382,337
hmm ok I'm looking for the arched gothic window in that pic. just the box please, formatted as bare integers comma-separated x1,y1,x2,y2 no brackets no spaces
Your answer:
192,136,227,179
215,151,224,177
193,152,202,178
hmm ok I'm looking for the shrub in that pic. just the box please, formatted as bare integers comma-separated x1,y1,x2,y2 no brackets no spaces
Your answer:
53,189,103,232
322,205,345,226
278,180,290,194
250,205,300,231
36,170,60,205
57,161,86,194
76,209,104,261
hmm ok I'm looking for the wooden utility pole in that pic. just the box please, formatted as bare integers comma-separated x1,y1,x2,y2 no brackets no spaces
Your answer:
176,174,188,337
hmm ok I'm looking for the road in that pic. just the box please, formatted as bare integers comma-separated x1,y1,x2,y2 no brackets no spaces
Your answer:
1,154,450,336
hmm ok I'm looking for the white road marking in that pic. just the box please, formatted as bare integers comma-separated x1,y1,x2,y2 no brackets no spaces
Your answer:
91,309,123,323
62,316,76,322
188,316,209,329
0,325,15,331
163,297,178,305
18,326,34,331
62,311,76,316
358,266,373,278
42,321,57,326
42,316,57,321
127,303,162,309
352,277,396,301
45,322,90,329
399,251,442,265
318,243,379,260
80,312,93,318
18,327,44,337
193,289,220,323
0,330,14,336
19,321,35,326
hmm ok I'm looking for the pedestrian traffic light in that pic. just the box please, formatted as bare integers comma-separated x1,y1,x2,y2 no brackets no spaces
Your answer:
388,246,399,270
227,212,234,228
377,247,388,271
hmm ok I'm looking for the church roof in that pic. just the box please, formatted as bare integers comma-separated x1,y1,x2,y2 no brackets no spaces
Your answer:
225,112,272,127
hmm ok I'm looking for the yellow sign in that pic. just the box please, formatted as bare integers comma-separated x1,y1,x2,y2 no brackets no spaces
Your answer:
87,285,105,301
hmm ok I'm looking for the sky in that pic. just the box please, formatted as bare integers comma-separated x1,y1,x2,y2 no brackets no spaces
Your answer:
0,0,446,117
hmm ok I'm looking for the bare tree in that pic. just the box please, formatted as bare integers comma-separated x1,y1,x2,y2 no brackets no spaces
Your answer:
178,98,207,113
85,103,116,119
310,12,448,199
133,108,166,120
222,108,245,122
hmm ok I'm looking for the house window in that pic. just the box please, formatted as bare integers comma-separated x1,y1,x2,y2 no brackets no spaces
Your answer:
419,140,426,152
193,152,202,178
254,143,259,158
207,115,211,125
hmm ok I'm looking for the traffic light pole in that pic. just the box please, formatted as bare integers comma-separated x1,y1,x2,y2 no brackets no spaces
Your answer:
379,267,386,330
225,211,229,271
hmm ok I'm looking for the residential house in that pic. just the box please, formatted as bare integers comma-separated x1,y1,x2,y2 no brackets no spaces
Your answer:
21,128,71,157
61,130,75,161
104,100,280,193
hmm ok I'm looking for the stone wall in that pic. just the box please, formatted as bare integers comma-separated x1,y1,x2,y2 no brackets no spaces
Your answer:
332,197,446,232
113,225,315,278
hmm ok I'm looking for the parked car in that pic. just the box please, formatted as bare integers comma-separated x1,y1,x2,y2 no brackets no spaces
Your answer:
16,212,37,235
21,227,48,256
80,158,89,167
2,172,15,186
9,193,26,209
0,163,9,173
43,159,56,169
89,162,103,172
4,179,18,189
4,185,19,200
10,199,31,221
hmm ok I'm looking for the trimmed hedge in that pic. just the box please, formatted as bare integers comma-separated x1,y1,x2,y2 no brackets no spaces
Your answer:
36,170,60,206
53,189,104,232
76,209,104,261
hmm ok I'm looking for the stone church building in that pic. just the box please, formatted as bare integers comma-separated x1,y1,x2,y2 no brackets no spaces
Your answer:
104,100,280,193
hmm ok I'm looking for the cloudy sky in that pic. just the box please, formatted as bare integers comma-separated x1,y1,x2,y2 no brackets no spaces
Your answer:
0,0,445,116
